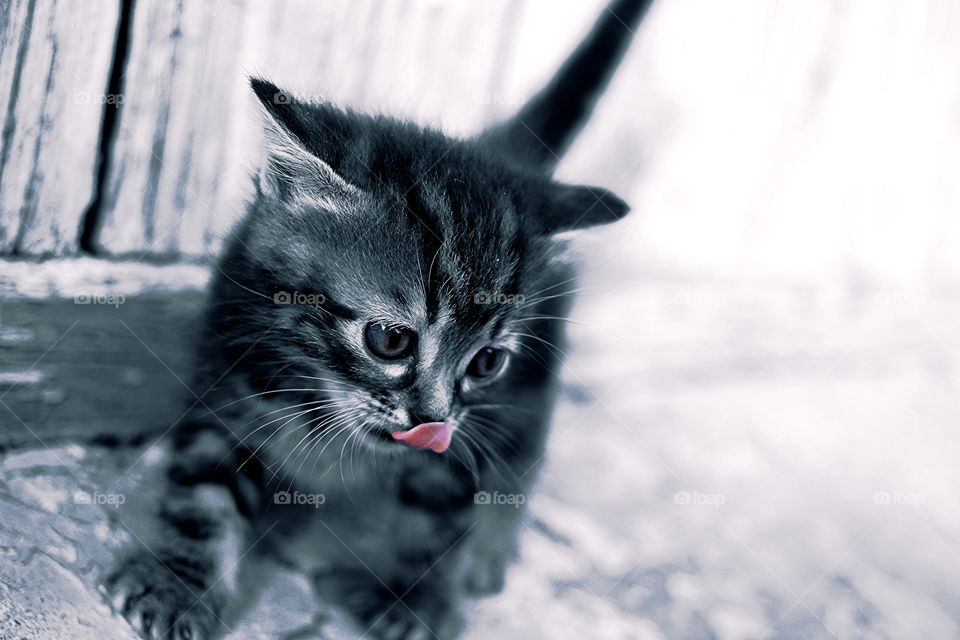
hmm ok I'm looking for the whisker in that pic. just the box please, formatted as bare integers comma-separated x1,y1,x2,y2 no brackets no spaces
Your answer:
514,341,559,372
236,401,354,472
456,422,519,486
272,407,359,486
281,409,359,492
515,314,586,326
210,388,329,412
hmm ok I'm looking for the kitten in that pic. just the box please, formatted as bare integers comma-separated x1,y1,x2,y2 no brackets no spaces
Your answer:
105,1,651,638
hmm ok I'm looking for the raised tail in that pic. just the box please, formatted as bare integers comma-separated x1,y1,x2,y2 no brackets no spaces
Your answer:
480,0,653,173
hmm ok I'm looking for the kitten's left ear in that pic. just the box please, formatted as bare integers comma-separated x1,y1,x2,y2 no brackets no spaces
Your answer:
539,183,631,234
249,77,361,207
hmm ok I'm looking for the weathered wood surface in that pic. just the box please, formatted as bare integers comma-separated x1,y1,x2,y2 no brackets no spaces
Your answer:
0,293,202,449
95,0,249,257
0,259,209,449
0,0,120,255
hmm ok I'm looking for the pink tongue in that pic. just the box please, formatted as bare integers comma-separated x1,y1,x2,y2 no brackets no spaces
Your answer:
391,422,452,453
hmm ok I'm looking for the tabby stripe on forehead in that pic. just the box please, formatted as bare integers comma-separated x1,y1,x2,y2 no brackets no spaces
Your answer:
403,182,451,323
469,208,525,330
503,193,526,283
502,234,526,299
315,294,358,321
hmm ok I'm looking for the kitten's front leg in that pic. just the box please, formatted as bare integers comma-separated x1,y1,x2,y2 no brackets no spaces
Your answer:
105,435,257,639
459,497,526,596
106,483,248,639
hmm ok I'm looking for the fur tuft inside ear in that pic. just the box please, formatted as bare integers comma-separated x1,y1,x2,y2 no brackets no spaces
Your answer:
540,183,630,234
249,77,361,210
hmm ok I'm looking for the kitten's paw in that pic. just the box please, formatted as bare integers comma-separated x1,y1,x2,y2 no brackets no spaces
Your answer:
104,552,223,640
315,570,463,640
461,549,507,595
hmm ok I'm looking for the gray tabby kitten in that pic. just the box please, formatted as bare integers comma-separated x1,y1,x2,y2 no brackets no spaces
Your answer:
105,1,651,638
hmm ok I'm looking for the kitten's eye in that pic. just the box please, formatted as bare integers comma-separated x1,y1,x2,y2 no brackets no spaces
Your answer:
467,346,508,379
364,322,416,360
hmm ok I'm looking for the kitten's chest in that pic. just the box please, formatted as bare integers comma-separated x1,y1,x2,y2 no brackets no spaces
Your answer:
270,459,473,574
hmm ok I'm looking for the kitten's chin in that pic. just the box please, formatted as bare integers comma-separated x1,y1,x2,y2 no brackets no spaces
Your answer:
357,426,410,454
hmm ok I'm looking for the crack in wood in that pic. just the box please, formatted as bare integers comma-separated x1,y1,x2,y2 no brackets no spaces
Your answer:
78,0,136,255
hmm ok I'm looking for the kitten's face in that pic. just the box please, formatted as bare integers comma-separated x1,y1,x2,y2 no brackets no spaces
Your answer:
248,169,540,455
230,79,629,460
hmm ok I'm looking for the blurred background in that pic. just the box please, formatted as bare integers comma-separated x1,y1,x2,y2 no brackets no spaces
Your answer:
1,1,958,638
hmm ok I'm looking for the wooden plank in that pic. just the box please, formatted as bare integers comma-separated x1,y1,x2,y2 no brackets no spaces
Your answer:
0,259,209,449
0,0,120,255
95,0,248,257
0,291,205,449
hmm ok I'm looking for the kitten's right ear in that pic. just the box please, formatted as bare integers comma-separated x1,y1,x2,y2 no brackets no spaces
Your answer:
537,182,631,234
249,77,361,208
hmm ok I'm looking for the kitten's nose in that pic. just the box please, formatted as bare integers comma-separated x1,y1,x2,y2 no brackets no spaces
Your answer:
408,409,444,427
